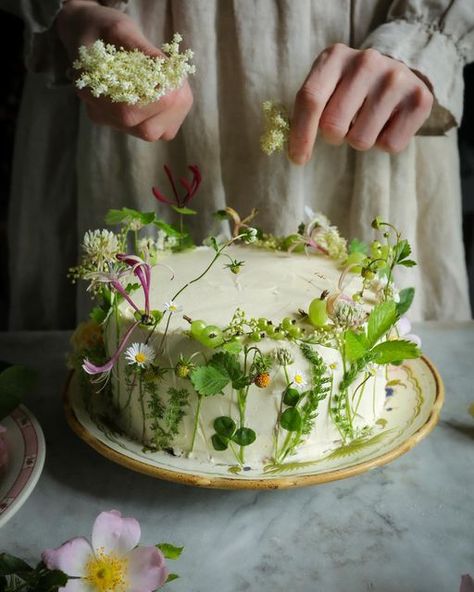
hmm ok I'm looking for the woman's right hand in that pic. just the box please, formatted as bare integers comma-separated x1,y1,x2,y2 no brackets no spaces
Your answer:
56,0,193,141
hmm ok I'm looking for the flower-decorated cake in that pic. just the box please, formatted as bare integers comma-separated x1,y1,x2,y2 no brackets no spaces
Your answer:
70,165,421,471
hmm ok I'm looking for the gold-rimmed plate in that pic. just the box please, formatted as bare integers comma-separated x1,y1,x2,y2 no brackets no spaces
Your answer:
64,356,443,490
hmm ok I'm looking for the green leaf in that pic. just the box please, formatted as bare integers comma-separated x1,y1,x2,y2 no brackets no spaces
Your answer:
399,259,417,268
211,433,229,451
89,306,107,324
0,366,37,421
283,387,300,407
105,207,155,226
209,237,220,252
394,239,411,262
396,287,415,316
367,300,397,348
171,206,197,216
166,573,180,583
208,352,245,390
371,340,421,364
0,553,33,576
280,408,302,432
157,543,184,560
348,238,368,254
150,310,164,324
190,366,229,397
232,427,256,446
214,416,236,438
212,209,230,220
153,219,183,238
36,569,69,591
344,330,368,362
222,340,243,355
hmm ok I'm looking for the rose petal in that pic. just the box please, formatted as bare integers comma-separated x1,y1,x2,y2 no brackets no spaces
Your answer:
92,510,141,556
127,546,168,592
59,579,95,592
42,537,92,577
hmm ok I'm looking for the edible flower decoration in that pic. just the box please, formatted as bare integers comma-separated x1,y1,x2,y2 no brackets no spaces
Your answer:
152,164,202,212
82,254,154,383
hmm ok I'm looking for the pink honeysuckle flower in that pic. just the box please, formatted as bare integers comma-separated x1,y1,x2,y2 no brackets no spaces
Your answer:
42,509,168,592
82,320,140,381
152,164,202,209
116,254,151,318
395,316,422,348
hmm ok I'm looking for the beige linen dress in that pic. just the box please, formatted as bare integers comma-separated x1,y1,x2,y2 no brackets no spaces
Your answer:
3,0,474,328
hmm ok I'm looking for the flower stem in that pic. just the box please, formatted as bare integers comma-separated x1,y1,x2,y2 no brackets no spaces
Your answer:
190,394,203,453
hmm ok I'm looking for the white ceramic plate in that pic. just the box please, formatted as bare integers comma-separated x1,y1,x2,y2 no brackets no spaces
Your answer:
64,357,443,490
0,405,46,528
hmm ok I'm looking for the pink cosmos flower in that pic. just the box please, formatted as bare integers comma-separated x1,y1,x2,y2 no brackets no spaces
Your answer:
152,164,201,209
42,510,168,592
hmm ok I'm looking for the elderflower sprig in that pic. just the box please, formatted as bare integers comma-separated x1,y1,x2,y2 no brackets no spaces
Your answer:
74,33,195,105
260,101,290,155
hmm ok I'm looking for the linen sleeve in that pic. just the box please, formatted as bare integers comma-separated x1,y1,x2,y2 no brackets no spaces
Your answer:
360,0,474,134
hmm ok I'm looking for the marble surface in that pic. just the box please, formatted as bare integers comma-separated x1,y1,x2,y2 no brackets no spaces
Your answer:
0,324,472,592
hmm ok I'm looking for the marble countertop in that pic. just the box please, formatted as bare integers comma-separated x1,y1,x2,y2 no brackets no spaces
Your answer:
0,323,472,592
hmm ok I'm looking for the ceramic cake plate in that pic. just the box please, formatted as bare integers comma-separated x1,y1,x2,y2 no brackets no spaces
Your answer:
0,405,46,527
64,356,443,490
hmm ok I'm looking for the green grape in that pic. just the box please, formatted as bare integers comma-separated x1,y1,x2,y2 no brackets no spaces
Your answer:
281,317,296,331
249,331,262,342
288,325,302,339
362,269,375,280
346,251,366,273
257,318,269,330
198,325,224,348
370,240,382,258
271,329,286,340
190,320,207,338
308,298,328,327
380,245,391,260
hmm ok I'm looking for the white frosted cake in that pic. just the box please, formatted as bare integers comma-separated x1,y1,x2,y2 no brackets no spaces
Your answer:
70,189,421,471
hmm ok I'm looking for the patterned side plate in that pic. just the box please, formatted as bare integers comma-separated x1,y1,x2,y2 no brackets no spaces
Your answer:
64,356,443,490
0,406,46,527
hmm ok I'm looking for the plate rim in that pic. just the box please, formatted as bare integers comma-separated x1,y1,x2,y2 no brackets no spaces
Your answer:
0,404,46,528
63,355,444,490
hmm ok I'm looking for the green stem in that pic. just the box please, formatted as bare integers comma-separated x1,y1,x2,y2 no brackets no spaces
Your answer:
190,394,203,452
134,229,140,256
351,372,371,421
139,374,146,441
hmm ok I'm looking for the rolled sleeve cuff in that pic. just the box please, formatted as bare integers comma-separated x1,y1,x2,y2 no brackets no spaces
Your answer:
361,18,466,134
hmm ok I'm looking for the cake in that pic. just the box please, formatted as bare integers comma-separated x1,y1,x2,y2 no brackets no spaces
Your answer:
70,165,421,471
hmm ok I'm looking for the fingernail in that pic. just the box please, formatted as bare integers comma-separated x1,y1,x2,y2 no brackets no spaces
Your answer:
289,150,309,165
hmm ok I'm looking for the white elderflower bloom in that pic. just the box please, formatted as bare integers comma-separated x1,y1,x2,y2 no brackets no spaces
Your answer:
260,101,290,155
124,342,155,368
73,34,195,105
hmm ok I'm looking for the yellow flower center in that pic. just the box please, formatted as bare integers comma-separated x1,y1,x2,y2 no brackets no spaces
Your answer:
135,352,147,364
85,550,128,592
294,374,304,385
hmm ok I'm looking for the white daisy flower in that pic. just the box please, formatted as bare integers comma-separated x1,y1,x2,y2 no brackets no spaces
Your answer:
292,369,307,390
124,343,155,368
164,300,183,313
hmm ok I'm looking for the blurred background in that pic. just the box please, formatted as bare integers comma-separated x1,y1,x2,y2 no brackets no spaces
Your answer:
0,11,473,330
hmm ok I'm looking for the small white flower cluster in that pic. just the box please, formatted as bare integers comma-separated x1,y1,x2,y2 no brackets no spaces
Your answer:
138,231,178,263
242,227,258,244
306,210,347,261
83,229,119,260
332,300,366,329
74,33,195,105
260,101,290,155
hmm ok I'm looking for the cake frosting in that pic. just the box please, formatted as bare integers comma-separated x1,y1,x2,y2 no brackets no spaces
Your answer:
102,246,387,467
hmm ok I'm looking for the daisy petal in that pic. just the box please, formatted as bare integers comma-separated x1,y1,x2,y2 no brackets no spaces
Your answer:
42,537,92,577
127,546,168,592
92,510,141,556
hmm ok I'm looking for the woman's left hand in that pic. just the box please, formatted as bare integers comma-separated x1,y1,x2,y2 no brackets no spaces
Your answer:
289,44,434,164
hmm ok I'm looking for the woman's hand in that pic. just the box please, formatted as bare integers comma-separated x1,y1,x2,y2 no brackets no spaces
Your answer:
56,0,193,141
289,43,433,164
